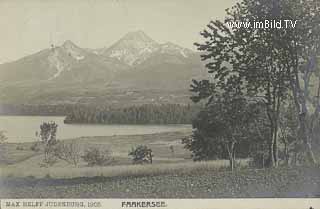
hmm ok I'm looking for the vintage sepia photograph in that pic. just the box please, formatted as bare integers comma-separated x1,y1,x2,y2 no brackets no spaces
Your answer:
0,0,319,204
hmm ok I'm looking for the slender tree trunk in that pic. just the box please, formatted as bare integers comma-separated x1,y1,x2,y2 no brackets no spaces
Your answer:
290,79,317,164
293,152,297,166
229,156,234,171
268,119,279,167
269,136,275,167
149,152,153,164
226,142,235,171
267,109,276,167
266,95,281,167
273,87,283,167
284,142,289,166
273,129,278,167
289,55,317,165
300,68,317,164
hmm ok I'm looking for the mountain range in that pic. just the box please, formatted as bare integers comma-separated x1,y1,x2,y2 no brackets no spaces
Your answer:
0,31,207,105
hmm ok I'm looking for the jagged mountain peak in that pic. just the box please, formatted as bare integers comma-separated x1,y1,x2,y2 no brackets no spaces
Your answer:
120,30,157,43
111,30,159,49
63,39,75,45
58,40,85,61
93,30,196,65
61,40,82,51
104,30,159,66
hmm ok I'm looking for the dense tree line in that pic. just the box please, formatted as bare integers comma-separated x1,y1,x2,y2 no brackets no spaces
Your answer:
64,104,199,124
184,0,320,169
0,103,199,125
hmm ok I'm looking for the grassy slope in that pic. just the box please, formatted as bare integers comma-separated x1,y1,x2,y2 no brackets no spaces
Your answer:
1,166,320,198
0,131,192,167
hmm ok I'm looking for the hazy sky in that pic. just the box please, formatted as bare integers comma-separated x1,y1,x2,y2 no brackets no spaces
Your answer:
0,0,237,63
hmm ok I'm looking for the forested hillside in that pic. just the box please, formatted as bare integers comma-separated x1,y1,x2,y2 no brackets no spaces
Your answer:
64,104,199,124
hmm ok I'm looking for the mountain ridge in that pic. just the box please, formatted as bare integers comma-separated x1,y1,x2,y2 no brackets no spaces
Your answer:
0,31,206,105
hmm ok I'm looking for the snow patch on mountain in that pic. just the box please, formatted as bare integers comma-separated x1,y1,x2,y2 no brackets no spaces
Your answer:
160,42,192,58
109,49,138,65
75,55,85,60
109,45,157,65
109,49,129,58
48,49,68,80
46,41,87,80
138,45,155,54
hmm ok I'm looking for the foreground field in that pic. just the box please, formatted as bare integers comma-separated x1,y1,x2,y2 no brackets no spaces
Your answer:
0,131,192,168
1,166,319,198
1,131,319,198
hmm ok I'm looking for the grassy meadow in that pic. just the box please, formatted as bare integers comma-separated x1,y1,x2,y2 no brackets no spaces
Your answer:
1,130,319,198
0,131,195,177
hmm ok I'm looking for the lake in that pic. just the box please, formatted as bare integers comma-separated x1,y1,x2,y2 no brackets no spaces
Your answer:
0,116,192,143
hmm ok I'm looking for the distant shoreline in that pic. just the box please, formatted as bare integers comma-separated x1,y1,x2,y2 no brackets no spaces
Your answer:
3,130,192,145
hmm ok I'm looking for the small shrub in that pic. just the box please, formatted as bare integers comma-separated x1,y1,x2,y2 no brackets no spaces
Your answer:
7,173,14,178
16,145,24,150
0,130,7,144
54,140,81,166
82,147,113,166
128,145,153,164
44,174,52,179
39,157,57,167
0,131,7,161
30,142,41,152
169,145,174,156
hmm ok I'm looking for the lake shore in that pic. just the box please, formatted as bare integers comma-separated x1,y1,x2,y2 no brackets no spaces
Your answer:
0,115,192,143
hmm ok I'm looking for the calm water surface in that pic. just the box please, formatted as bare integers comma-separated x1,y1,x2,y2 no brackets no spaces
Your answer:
0,116,191,143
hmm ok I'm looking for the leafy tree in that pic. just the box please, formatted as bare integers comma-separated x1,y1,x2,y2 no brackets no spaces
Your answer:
192,0,320,167
184,93,261,170
39,122,58,165
128,145,153,164
274,0,320,164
